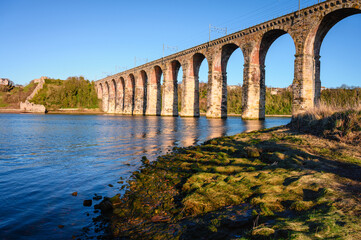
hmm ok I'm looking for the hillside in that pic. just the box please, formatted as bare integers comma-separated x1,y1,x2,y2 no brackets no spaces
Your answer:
0,82,38,109
30,77,99,110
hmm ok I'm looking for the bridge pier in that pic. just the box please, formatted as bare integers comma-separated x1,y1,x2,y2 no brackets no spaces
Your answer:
146,66,162,116
102,82,109,113
180,61,200,117
108,80,117,113
123,75,135,115
241,63,265,120
161,65,178,116
115,78,124,114
133,73,145,115
292,54,317,114
206,70,227,118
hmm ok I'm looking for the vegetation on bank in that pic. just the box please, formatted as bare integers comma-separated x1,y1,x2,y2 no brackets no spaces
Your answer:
104,107,361,239
0,82,38,108
31,77,99,110
179,83,360,115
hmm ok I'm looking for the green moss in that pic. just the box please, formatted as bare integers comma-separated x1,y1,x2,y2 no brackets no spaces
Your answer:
107,124,361,239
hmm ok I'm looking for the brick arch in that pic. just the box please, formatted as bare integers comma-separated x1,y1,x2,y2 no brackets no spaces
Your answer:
180,52,210,117
170,60,181,82
151,65,163,85
192,53,209,78
259,29,296,66
215,43,245,73
305,7,361,56
300,7,361,108
162,60,182,116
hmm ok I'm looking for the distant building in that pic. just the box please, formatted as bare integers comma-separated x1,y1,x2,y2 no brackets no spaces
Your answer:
0,78,14,87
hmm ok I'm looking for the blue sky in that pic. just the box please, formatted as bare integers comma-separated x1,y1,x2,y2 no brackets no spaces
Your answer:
0,0,360,88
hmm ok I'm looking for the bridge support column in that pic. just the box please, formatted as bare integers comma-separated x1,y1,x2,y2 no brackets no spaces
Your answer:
206,69,227,118
241,63,265,120
108,83,116,114
102,95,108,112
123,77,134,115
146,71,161,116
133,85,145,115
292,54,318,114
115,90,124,114
180,63,199,117
102,84,109,113
161,68,178,116
108,96,116,113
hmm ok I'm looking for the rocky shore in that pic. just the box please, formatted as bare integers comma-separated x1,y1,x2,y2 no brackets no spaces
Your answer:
100,109,361,239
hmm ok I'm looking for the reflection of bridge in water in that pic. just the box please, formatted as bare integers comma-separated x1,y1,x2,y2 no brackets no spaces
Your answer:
96,0,360,119
96,117,278,161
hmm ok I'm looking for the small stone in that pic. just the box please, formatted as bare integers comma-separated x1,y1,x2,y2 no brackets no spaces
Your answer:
83,199,92,207
93,195,102,201
108,184,114,187
71,192,78,196
151,215,171,223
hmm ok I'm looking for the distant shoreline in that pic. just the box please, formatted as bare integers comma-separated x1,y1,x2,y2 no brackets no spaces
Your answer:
0,109,292,118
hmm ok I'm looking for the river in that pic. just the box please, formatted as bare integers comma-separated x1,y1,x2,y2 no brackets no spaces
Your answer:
0,114,290,239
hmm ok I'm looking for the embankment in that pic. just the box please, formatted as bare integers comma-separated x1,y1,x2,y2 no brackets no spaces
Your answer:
101,108,361,239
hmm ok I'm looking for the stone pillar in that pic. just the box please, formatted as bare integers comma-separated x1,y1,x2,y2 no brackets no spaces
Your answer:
123,77,134,115
133,74,145,115
314,55,321,106
162,65,178,116
180,62,200,117
102,83,109,113
206,68,227,118
108,81,116,113
242,63,265,120
115,80,124,114
145,70,160,116
292,54,316,114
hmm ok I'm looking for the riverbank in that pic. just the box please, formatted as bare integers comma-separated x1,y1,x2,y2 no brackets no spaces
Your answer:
103,109,361,239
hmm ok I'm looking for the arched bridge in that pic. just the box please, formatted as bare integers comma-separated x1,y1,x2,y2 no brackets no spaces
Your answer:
95,0,360,119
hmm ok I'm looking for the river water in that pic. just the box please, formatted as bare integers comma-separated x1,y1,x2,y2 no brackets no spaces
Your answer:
0,114,290,239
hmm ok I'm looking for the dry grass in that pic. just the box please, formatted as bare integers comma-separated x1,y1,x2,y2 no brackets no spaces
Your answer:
290,104,361,145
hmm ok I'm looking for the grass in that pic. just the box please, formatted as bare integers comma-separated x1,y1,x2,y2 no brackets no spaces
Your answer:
290,104,361,146
104,111,361,239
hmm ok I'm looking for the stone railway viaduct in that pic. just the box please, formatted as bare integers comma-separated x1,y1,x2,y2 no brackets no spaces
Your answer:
95,0,360,119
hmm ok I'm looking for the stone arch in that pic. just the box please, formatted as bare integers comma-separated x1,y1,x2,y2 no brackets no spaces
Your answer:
134,70,148,115
207,43,246,118
220,43,245,73
241,29,296,119
124,74,136,115
181,52,209,117
162,60,181,116
259,29,296,67
303,7,361,106
146,65,163,116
